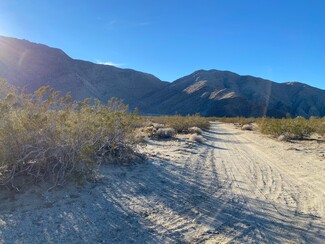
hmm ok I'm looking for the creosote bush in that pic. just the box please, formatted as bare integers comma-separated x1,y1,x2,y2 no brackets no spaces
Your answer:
0,81,140,189
310,117,325,138
216,117,257,126
144,114,210,133
216,116,325,140
257,117,314,140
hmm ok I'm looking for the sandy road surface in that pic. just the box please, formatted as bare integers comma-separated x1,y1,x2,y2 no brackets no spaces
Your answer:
0,122,324,243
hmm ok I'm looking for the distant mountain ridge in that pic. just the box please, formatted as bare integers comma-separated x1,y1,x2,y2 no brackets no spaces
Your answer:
0,35,167,109
0,35,324,117
139,70,325,117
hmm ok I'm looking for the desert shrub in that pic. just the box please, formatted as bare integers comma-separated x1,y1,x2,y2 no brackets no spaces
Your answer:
310,117,325,137
141,123,166,138
190,134,204,143
142,125,155,136
216,117,257,125
241,124,254,131
188,126,203,135
318,119,325,137
144,114,210,133
155,128,176,138
257,117,314,139
152,123,165,129
133,128,149,143
164,116,189,133
0,81,140,189
216,116,325,139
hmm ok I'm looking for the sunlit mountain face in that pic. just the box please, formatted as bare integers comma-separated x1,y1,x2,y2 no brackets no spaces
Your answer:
138,69,325,118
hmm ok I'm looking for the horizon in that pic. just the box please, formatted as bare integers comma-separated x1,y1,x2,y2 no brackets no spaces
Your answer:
0,1,324,89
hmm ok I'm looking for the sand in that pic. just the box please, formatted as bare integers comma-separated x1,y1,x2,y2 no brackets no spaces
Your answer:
0,122,324,243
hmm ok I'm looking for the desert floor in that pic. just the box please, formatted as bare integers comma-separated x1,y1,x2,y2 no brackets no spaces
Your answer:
0,122,324,243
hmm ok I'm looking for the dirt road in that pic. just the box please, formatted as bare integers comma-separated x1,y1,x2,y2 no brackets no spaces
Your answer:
0,122,324,243
190,122,325,243
137,122,325,243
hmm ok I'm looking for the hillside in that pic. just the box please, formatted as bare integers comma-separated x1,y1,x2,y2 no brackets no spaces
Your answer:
139,70,325,117
0,35,167,109
1,35,324,117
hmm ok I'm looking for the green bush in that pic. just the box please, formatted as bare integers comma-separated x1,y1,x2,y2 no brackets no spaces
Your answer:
310,117,325,137
0,81,140,189
257,117,314,139
216,116,325,139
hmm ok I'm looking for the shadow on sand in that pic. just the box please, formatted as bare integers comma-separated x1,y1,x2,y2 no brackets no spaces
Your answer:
0,123,324,243
0,157,324,243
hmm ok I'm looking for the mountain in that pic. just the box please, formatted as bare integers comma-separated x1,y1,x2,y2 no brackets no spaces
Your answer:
0,35,324,117
139,70,325,117
0,35,167,109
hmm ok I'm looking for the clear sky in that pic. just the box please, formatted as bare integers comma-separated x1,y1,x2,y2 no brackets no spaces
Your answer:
0,0,324,89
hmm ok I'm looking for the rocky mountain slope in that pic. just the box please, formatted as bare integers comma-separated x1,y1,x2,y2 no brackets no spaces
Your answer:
0,35,167,109
1,35,324,117
139,70,325,117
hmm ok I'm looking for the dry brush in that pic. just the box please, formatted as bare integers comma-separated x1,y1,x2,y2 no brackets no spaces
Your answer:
0,81,141,190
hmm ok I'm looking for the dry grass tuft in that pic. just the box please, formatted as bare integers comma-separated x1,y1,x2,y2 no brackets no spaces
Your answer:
155,128,176,139
188,127,203,135
190,134,204,143
143,114,210,134
242,124,254,131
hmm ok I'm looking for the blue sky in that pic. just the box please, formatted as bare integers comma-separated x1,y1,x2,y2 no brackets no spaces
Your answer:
0,0,324,89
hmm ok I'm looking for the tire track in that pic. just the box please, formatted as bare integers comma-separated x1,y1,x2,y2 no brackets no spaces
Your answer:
204,122,325,243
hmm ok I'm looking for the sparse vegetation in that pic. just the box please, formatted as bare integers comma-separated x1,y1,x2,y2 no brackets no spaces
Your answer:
241,124,254,131
155,128,176,139
140,115,209,142
215,116,325,140
216,117,257,126
257,117,315,139
144,114,210,133
0,81,213,189
188,126,203,135
310,117,325,137
0,81,140,189
3,76,323,191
